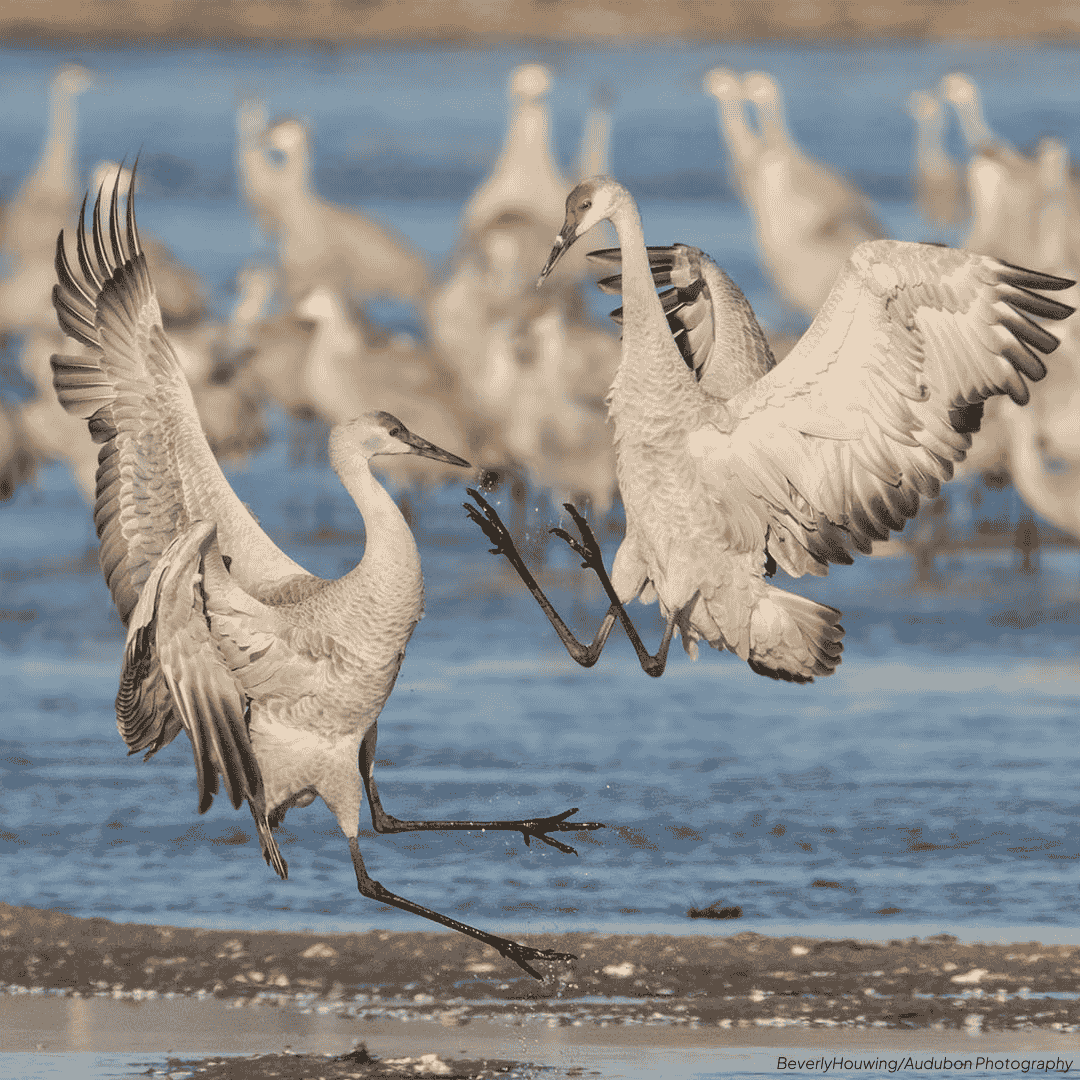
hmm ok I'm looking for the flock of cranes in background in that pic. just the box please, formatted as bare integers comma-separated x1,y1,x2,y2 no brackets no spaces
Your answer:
12,57,1080,973
2,60,1079,554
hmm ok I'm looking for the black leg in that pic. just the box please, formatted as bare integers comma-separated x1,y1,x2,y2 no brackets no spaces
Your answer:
466,488,687,677
358,729,604,856
348,837,574,980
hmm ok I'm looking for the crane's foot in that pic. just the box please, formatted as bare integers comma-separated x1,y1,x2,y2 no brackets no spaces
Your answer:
550,502,606,574
516,807,606,855
496,939,577,980
465,488,520,560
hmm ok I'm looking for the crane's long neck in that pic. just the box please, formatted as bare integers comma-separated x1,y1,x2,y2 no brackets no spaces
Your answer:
31,79,78,202
953,97,996,153
487,99,566,222
756,97,791,152
577,107,611,179
606,198,703,438
915,108,948,170
329,453,424,626
714,98,758,172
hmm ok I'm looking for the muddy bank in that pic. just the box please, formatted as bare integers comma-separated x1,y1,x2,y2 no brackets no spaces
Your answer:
3,904,1080,1032
143,1047,529,1079
1,0,1079,47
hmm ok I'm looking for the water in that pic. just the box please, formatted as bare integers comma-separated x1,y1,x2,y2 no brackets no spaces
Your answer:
2,42,1080,949
2,994,1075,1078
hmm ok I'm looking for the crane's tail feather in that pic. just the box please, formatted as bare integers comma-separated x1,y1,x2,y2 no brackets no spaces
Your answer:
747,587,844,684
250,803,288,879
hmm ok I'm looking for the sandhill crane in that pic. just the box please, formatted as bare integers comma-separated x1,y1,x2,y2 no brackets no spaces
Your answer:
261,116,433,309
468,177,1074,682
462,63,568,236
0,64,92,335
48,172,602,978
702,67,760,204
942,73,1042,268
0,400,35,501
236,99,280,238
907,90,967,227
459,64,607,291
575,85,613,182
732,71,888,320
296,285,472,488
90,162,207,329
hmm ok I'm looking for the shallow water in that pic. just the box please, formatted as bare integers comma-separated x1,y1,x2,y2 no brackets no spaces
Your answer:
2,42,1080,946
3,995,1077,1079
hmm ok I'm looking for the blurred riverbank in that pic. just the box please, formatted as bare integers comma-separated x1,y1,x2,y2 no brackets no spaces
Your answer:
2,0,1079,48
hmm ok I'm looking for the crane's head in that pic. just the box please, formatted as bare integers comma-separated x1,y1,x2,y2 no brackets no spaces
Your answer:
267,118,308,157
703,67,741,104
54,64,93,99
510,63,551,101
906,90,938,124
742,71,780,108
941,72,978,109
91,161,134,199
332,412,470,467
537,176,623,287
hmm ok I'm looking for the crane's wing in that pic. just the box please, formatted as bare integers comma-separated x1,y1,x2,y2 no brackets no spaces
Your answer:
119,520,352,879
50,169,310,627
588,243,775,401
694,240,1074,576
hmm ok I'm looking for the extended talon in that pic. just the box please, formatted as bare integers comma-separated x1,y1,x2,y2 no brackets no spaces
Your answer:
518,807,606,855
501,941,577,979
550,525,590,563
464,489,513,555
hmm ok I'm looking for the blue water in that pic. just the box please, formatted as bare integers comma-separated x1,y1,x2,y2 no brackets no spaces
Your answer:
2,42,1080,947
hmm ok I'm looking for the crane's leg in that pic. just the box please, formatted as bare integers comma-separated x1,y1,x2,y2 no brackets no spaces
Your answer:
465,489,685,677
348,837,573,979
358,728,604,856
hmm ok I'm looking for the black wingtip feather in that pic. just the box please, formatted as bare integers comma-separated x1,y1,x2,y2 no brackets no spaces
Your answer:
998,261,1075,292
586,247,622,266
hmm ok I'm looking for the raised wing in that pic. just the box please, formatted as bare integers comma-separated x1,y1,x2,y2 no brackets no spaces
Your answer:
588,243,775,401
119,520,351,878
693,240,1074,577
50,168,309,626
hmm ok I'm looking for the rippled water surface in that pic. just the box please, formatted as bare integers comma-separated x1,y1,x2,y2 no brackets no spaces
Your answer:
2,41,1080,943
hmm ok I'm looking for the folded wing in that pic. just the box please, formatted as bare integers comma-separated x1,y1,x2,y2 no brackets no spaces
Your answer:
119,519,351,878
589,243,775,401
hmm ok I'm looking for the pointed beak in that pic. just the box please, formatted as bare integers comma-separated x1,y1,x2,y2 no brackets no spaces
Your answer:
399,429,470,468
537,219,579,288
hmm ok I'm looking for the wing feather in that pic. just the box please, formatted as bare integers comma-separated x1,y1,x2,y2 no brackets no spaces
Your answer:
120,520,290,878
704,240,1074,571
591,243,776,401
49,164,310,627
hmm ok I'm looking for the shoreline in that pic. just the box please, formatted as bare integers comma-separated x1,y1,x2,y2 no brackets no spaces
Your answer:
0,1,1078,48
3,904,1079,1032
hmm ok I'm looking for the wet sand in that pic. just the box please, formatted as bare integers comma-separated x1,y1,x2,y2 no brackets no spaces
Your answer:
3,904,1079,1033
4,901,1080,1077
1,0,1078,46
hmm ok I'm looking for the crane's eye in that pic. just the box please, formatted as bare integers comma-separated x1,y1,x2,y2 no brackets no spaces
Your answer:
579,199,592,212
388,426,402,438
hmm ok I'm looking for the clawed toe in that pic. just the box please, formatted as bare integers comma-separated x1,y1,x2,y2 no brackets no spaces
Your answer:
465,488,513,554
519,807,606,854
551,504,604,568
550,525,589,561
500,940,577,979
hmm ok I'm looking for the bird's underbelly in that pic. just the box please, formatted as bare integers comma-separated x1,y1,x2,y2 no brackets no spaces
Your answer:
617,445,757,616
249,710,366,831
